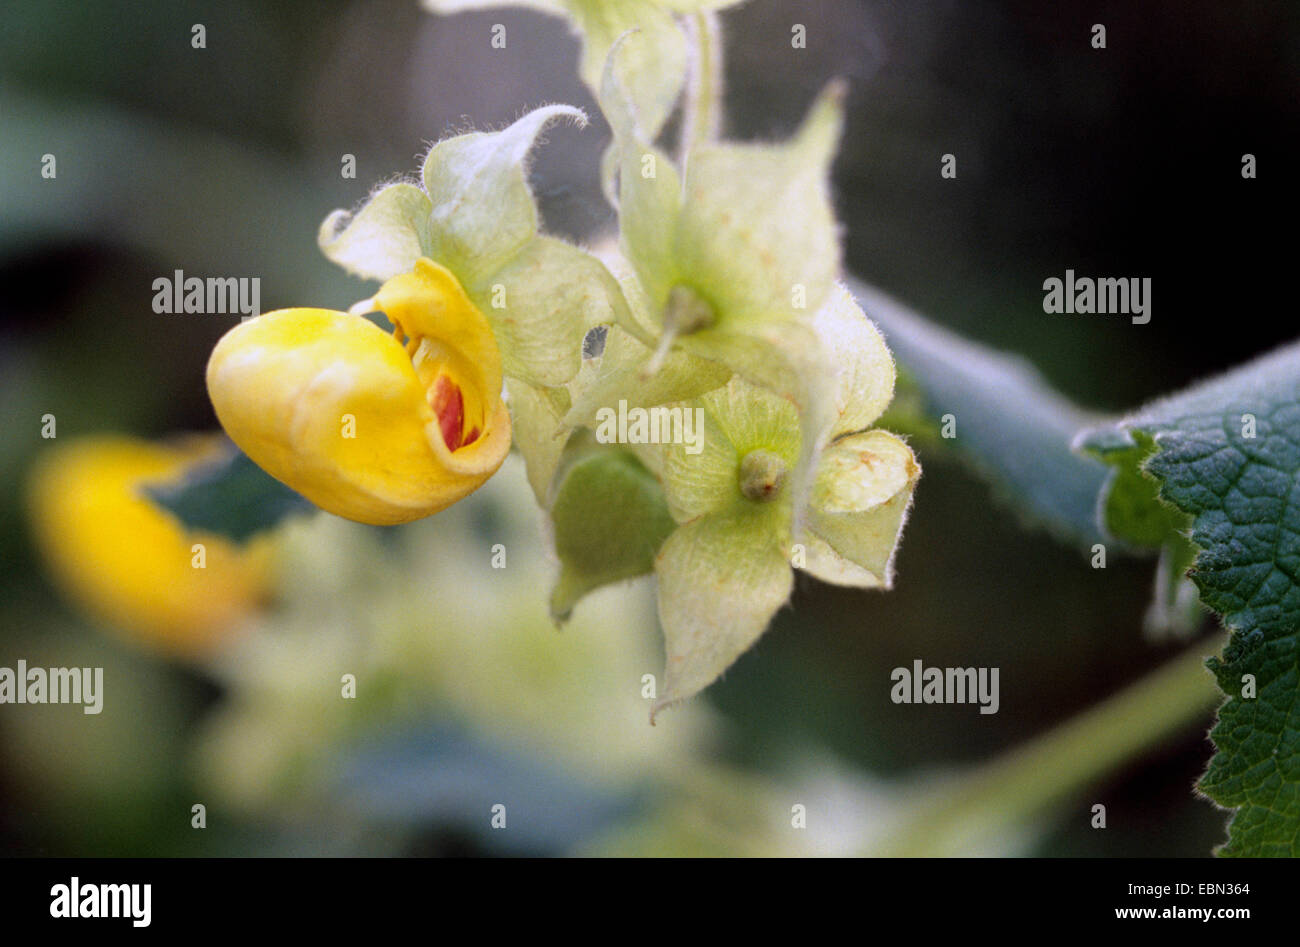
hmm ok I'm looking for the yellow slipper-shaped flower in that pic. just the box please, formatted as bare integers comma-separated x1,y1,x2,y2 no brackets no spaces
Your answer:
26,435,273,657
206,258,512,525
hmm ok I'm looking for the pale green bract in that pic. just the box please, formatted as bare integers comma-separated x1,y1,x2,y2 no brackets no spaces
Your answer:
318,105,622,392
599,31,845,378
649,369,918,717
597,27,850,529
645,285,919,715
315,182,431,283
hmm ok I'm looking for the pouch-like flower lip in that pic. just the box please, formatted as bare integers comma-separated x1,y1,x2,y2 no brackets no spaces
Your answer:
206,261,511,525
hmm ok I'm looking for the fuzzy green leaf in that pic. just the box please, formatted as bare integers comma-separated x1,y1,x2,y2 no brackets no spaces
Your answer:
1077,341,1300,857
1085,432,1192,549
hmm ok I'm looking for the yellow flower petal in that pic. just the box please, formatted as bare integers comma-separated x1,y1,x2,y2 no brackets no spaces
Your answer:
206,259,510,525
26,435,273,657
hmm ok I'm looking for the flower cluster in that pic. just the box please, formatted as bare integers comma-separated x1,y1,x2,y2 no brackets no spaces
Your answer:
203,4,919,715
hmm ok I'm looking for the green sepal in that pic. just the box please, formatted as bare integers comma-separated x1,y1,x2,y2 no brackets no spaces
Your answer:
549,447,677,621
653,505,793,719
803,430,919,588
318,182,433,283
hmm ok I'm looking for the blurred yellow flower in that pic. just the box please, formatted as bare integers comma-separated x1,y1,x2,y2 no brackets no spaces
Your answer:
206,258,511,525
26,435,273,657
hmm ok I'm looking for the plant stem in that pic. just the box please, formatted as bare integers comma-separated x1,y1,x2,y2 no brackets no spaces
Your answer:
873,634,1225,856
679,11,721,166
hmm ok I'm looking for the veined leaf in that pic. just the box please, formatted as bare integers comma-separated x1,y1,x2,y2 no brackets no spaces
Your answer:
1077,341,1300,857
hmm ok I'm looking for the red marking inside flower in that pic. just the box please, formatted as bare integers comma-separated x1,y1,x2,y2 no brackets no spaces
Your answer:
430,375,482,452
432,375,465,451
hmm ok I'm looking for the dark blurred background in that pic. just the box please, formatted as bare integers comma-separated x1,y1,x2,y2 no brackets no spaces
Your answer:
1,0,1296,855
